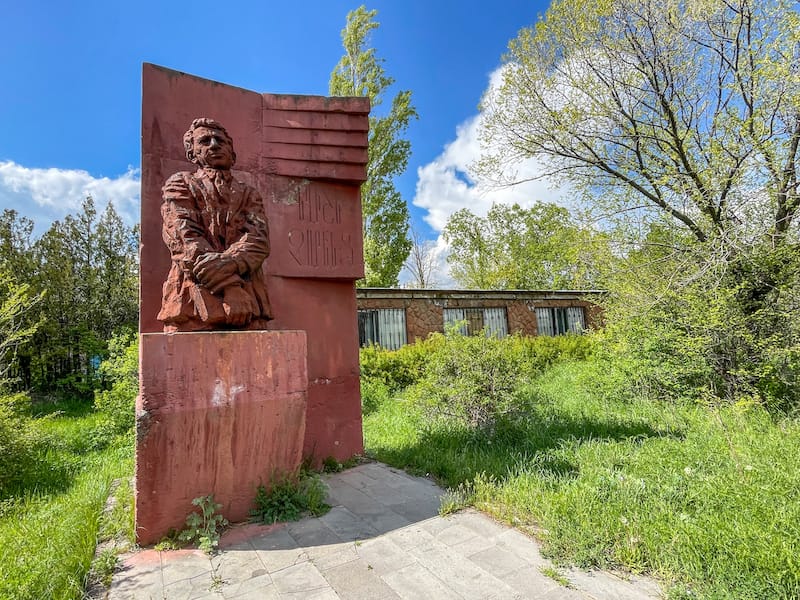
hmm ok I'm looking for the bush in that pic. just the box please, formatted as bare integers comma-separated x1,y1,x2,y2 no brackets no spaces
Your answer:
250,471,329,524
409,332,531,432
359,334,444,392
94,330,138,433
360,378,391,415
0,393,46,498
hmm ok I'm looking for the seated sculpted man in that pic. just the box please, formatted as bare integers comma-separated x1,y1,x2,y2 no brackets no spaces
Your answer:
157,118,273,331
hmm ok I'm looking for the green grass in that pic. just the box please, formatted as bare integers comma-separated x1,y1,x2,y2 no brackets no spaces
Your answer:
363,360,800,599
0,400,133,600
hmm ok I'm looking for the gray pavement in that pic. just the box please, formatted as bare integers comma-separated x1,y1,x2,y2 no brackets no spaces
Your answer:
108,462,661,599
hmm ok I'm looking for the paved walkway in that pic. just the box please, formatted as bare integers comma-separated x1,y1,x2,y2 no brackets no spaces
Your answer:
108,463,661,599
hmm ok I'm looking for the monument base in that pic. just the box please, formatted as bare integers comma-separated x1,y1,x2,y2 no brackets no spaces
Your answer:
135,330,307,545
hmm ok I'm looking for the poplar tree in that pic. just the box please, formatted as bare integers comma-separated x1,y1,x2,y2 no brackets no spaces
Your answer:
330,5,416,287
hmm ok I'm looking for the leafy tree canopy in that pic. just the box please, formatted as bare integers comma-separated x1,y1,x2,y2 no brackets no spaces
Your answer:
330,5,417,286
479,0,800,248
442,202,611,290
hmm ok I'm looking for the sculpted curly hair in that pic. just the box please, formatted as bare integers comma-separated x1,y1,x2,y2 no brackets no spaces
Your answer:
183,118,236,166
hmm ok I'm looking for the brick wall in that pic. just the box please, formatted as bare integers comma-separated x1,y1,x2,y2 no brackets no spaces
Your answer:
357,290,603,344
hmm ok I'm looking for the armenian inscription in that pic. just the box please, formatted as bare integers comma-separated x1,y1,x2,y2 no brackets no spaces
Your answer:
288,186,355,268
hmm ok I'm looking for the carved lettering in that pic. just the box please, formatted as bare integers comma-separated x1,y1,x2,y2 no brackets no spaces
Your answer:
298,188,342,225
288,229,354,267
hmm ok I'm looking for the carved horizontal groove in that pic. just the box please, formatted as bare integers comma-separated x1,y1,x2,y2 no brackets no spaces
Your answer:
263,93,370,114
262,126,368,148
263,109,369,132
261,157,367,183
262,142,368,165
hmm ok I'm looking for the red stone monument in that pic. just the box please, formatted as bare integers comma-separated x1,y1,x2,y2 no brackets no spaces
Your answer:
136,63,368,544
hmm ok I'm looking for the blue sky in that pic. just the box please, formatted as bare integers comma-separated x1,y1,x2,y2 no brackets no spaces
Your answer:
2,0,560,284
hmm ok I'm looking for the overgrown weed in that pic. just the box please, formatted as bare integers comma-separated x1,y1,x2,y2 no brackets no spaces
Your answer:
250,470,330,524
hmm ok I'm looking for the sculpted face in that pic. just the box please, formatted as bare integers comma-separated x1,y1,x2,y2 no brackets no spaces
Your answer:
191,126,235,169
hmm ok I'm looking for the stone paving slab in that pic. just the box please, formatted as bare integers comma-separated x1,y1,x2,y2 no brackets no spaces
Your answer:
108,462,662,599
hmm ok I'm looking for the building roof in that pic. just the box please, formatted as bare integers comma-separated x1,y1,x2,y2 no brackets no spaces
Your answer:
356,288,606,301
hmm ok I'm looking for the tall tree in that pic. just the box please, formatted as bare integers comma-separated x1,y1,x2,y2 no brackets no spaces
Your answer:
443,202,610,290
0,210,35,283
330,5,416,286
477,0,800,403
479,0,799,263
22,198,139,396
403,227,439,288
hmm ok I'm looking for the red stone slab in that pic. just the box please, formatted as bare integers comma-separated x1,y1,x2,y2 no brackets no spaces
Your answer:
140,63,365,472
135,330,307,545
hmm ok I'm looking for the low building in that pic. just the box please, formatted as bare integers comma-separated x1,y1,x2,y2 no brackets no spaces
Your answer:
356,288,604,350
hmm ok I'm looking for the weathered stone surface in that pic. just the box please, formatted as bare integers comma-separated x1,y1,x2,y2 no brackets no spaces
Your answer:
135,330,307,544
141,63,366,465
158,118,272,332
508,301,538,334
141,64,369,334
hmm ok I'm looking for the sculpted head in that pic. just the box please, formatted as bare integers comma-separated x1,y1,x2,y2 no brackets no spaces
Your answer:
183,118,236,170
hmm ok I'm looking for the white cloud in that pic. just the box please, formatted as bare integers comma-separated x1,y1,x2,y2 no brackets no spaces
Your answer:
411,67,572,287
0,161,140,233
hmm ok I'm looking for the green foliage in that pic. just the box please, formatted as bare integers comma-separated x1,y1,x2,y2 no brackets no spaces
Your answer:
321,455,359,473
178,495,229,554
481,0,800,246
0,392,45,498
0,200,138,397
359,334,444,391
363,358,800,599
360,333,594,431
409,332,531,431
438,481,476,516
360,378,391,415
0,269,41,389
477,0,800,411
330,5,416,286
361,331,593,432
443,203,611,290
93,330,138,433
250,471,329,524
0,418,132,600
599,235,800,410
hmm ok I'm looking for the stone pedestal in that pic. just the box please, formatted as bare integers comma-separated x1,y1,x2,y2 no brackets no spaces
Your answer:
135,330,307,545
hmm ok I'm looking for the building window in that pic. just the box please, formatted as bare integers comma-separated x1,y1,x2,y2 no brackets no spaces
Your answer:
358,308,407,350
535,306,585,336
443,307,509,338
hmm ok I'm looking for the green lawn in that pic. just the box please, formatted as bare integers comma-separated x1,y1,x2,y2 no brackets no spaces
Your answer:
364,360,800,599
0,400,133,600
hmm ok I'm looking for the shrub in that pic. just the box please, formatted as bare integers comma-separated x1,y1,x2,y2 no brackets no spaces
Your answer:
94,330,138,433
359,334,444,392
409,332,530,432
178,495,228,554
0,393,49,498
360,378,391,415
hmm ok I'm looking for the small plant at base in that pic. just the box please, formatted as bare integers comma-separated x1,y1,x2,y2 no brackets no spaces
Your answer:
250,471,330,524
540,566,571,587
322,456,343,473
178,495,228,554
154,537,180,552
90,547,119,586
439,482,475,516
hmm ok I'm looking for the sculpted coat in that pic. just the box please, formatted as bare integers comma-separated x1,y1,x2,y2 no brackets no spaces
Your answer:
157,166,273,330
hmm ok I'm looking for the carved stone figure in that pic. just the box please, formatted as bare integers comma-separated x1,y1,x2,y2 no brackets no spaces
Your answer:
157,118,272,331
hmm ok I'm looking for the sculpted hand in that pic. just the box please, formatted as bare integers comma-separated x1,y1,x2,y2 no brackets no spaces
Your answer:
223,285,258,327
193,253,238,294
